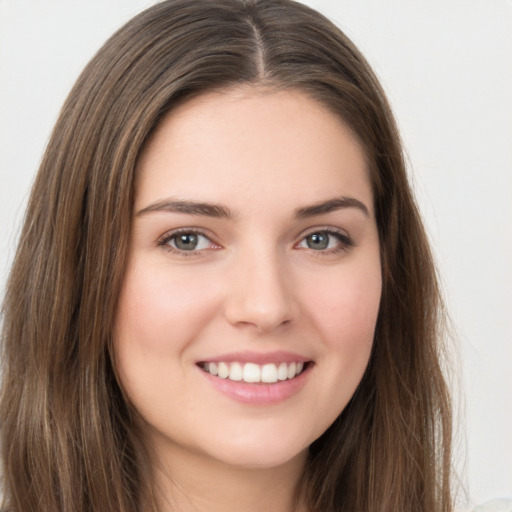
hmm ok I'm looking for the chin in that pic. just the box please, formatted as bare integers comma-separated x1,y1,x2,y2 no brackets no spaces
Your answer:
198,432,310,471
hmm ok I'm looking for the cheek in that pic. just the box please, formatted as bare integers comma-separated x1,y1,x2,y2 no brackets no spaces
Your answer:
113,262,223,421
115,262,220,354
290,261,381,440
306,262,382,349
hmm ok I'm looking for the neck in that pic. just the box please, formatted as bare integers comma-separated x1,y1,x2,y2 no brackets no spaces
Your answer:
149,440,308,512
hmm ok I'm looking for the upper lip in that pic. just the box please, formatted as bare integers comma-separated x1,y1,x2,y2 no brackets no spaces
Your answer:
197,350,312,365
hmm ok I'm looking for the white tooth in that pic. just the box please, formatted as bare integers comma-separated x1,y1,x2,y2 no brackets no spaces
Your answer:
229,362,243,381
296,362,304,374
287,362,297,379
277,362,288,381
217,362,229,379
243,363,261,383
208,362,218,376
261,363,278,383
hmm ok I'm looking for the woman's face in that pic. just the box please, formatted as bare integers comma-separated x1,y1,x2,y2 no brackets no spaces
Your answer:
114,88,381,471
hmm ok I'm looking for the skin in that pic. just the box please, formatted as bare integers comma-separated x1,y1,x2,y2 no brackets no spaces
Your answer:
114,87,382,512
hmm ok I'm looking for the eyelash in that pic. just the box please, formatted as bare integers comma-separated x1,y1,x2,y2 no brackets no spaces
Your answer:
297,227,355,255
156,227,355,257
157,228,217,257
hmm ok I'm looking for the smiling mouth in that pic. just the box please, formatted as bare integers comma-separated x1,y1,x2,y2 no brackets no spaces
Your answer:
197,361,310,384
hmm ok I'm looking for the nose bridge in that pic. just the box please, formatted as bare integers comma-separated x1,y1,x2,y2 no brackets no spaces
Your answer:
224,241,296,332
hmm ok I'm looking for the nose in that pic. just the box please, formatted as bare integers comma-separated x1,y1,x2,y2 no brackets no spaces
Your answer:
223,248,298,333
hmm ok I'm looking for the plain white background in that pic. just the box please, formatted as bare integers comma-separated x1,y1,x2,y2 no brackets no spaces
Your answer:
0,0,510,508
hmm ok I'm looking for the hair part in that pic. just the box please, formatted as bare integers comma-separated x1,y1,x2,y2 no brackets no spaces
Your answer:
1,1,452,511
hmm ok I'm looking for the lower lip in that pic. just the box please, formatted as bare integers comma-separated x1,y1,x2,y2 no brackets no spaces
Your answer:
198,364,312,405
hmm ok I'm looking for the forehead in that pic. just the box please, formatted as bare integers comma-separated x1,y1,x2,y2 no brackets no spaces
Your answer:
135,87,373,216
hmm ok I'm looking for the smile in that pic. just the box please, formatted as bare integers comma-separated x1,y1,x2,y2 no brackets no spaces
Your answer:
198,361,307,384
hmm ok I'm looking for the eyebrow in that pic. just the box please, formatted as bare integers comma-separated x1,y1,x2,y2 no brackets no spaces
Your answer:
136,199,238,219
294,196,369,218
136,196,369,219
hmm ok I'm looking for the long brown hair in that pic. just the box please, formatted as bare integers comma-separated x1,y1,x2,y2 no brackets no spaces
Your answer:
0,1,452,510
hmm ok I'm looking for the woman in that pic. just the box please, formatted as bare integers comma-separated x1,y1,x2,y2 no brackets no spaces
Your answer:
0,0,453,511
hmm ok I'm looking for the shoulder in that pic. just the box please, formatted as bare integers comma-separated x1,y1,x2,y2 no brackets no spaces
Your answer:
472,499,512,512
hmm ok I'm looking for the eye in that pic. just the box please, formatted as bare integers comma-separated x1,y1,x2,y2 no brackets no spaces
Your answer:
158,229,219,254
296,229,353,252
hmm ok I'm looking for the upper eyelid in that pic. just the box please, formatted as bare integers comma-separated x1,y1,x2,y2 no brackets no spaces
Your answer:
299,225,348,236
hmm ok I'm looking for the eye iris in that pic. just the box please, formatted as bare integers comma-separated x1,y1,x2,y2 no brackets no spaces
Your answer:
174,233,198,250
307,232,329,250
